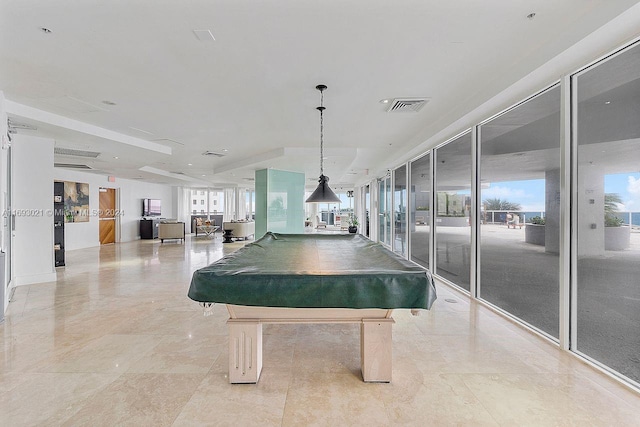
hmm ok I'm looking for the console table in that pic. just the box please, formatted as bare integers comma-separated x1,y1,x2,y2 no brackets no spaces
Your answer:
140,218,160,239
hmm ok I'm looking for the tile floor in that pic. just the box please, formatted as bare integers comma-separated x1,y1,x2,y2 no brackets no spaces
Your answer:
1,236,640,426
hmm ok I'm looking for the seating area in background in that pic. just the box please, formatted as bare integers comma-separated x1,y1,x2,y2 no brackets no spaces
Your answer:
158,221,185,243
316,215,327,228
196,221,219,239
222,220,255,242
191,214,223,236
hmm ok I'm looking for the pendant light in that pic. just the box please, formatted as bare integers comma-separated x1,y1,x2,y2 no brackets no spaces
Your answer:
306,84,341,203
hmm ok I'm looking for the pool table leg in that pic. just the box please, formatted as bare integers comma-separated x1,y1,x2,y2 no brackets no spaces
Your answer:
228,320,263,384
361,318,394,382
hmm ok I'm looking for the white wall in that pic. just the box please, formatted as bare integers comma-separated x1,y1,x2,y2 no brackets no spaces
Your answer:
53,168,175,250
12,134,57,286
1,92,9,313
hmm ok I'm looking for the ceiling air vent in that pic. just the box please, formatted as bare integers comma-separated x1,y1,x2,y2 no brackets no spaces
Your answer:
7,119,37,133
202,151,226,157
54,163,93,170
387,98,429,113
54,147,101,158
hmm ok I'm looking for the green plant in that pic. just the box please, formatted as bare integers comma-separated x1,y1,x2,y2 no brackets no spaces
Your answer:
605,215,624,227
604,193,624,227
347,214,359,226
483,198,522,211
529,216,545,225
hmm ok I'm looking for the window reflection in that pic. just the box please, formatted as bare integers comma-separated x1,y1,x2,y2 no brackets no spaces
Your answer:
575,41,640,383
410,154,430,269
479,85,561,338
378,177,391,246
364,185,370,237
434,132,472,291
394,165,407,256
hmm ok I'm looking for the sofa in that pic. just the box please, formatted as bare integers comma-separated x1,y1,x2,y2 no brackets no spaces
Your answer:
222,221,255,241
158,221,185,243
191,214,223,235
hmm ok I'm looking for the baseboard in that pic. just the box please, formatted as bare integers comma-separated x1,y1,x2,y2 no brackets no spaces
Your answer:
13,271,57,286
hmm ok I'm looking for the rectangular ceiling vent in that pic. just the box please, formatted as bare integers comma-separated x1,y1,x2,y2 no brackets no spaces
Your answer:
7,119,37,133
54,147,101,158
387,98,429,113
54,163,93,170
202,151,226,157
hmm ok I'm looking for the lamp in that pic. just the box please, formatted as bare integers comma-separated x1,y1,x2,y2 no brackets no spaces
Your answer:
306,84,341,203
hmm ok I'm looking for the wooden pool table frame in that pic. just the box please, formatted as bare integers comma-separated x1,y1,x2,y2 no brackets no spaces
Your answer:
226,304,395,384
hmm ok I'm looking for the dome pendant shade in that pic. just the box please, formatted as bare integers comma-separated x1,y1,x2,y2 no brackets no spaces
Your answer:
306,174,341,203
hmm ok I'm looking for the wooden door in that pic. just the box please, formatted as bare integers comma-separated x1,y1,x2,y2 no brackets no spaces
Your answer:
99,188,116,245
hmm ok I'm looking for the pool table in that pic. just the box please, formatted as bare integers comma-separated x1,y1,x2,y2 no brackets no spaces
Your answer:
188,232,436,383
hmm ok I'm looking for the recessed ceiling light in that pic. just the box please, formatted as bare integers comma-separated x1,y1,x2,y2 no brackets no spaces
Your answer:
379,99,390,104
113,156,119,159
187,163,193,166
222,148,229,152
527,12,536,20
605,101,611,104
201,174,206,177
40,27,52,33
102,100,116,106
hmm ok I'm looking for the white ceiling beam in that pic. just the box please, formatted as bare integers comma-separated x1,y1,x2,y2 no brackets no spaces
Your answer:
5,100,172,155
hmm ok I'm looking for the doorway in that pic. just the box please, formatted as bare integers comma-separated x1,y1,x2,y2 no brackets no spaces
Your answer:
99,187,117,245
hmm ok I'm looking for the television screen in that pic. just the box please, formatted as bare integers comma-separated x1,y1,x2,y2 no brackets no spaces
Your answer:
142,199,162,216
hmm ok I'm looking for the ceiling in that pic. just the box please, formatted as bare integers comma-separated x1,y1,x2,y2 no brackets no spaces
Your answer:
1,1,638,190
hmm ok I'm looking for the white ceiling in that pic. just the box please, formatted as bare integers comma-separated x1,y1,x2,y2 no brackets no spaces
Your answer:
1,1,638,189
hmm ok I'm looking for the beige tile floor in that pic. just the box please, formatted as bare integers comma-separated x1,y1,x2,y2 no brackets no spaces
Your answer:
2,235,640,426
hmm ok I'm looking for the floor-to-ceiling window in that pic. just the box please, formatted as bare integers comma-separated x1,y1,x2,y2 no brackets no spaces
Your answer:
434,132,472,291
190,189,224,215
479,85,561,338
378,176,391,246
393,165,407,256
574,41,640,384
410,154,430,269
245,189,255,220
364,185,370,237
374,38,640,391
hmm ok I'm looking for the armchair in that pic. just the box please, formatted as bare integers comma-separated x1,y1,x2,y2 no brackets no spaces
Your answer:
158,221,185,243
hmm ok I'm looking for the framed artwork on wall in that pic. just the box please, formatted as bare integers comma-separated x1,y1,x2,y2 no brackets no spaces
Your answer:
63,181,90,223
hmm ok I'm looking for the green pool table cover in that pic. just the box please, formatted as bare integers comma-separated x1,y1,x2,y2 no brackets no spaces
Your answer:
188,232,437,309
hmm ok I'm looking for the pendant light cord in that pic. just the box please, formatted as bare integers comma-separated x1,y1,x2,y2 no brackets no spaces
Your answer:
319,88,324,176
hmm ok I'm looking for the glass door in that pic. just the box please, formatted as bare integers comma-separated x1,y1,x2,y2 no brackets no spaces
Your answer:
378,176,392,246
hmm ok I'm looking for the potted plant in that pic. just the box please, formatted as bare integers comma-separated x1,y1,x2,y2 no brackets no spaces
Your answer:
347,214,359,233
525,216,545,246
604,193,630,251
